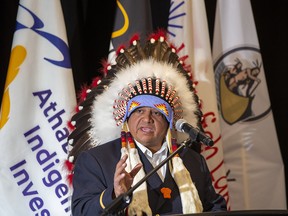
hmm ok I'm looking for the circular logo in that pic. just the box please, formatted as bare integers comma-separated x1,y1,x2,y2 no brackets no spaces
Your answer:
214,47,271,125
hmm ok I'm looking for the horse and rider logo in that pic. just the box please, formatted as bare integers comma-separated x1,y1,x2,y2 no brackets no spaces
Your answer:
214,47,271,125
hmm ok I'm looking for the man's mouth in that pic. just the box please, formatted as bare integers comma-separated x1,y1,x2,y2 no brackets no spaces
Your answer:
140,127,154,133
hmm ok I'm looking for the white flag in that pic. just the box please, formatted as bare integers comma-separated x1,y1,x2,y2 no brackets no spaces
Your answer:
213,0,286,210
168,0,230,209
0,1,76,215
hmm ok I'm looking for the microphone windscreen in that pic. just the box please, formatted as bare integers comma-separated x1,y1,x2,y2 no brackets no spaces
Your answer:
175,119,186,132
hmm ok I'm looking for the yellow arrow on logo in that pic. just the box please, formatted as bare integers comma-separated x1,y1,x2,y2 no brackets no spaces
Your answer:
0,45,26,129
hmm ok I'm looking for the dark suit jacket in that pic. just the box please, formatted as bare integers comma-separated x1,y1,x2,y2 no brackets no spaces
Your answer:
71,138,227,215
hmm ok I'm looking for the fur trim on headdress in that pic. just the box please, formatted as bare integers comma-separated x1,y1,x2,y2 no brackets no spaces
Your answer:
172,156,203,213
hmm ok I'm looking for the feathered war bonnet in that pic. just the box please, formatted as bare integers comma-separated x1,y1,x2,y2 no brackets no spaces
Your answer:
67,31,204,214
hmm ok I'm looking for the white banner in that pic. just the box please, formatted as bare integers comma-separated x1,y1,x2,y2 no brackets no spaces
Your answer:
0,1,76,215
213,0,286,210
168,0,230,209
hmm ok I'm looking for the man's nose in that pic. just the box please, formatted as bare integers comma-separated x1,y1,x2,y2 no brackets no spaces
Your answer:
142,110,153,122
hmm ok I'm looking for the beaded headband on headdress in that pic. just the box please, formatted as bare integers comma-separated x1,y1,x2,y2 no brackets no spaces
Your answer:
67,31,203,165
122,95,174,128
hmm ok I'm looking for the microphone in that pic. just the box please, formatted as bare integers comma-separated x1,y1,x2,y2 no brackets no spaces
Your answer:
175,119,214,146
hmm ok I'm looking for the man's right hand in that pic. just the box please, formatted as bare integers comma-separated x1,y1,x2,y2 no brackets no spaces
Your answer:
113,154,142,197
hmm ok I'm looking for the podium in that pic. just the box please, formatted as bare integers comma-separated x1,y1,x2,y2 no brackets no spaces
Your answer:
172,210,288,216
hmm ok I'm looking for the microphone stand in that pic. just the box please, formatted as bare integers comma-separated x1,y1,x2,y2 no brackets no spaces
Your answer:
101,138,195,216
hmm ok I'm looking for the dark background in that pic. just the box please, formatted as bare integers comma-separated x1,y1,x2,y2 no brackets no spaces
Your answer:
1,0,287,207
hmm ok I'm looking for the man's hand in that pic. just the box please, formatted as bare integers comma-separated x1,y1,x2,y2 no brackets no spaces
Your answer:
113,154,142,197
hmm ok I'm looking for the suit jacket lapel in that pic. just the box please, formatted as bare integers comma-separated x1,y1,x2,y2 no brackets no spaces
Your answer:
155,163,178,210
137,148,163,189
137,148,179,212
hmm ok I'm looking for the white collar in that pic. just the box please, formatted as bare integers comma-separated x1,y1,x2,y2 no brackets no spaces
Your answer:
134,140,168,157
